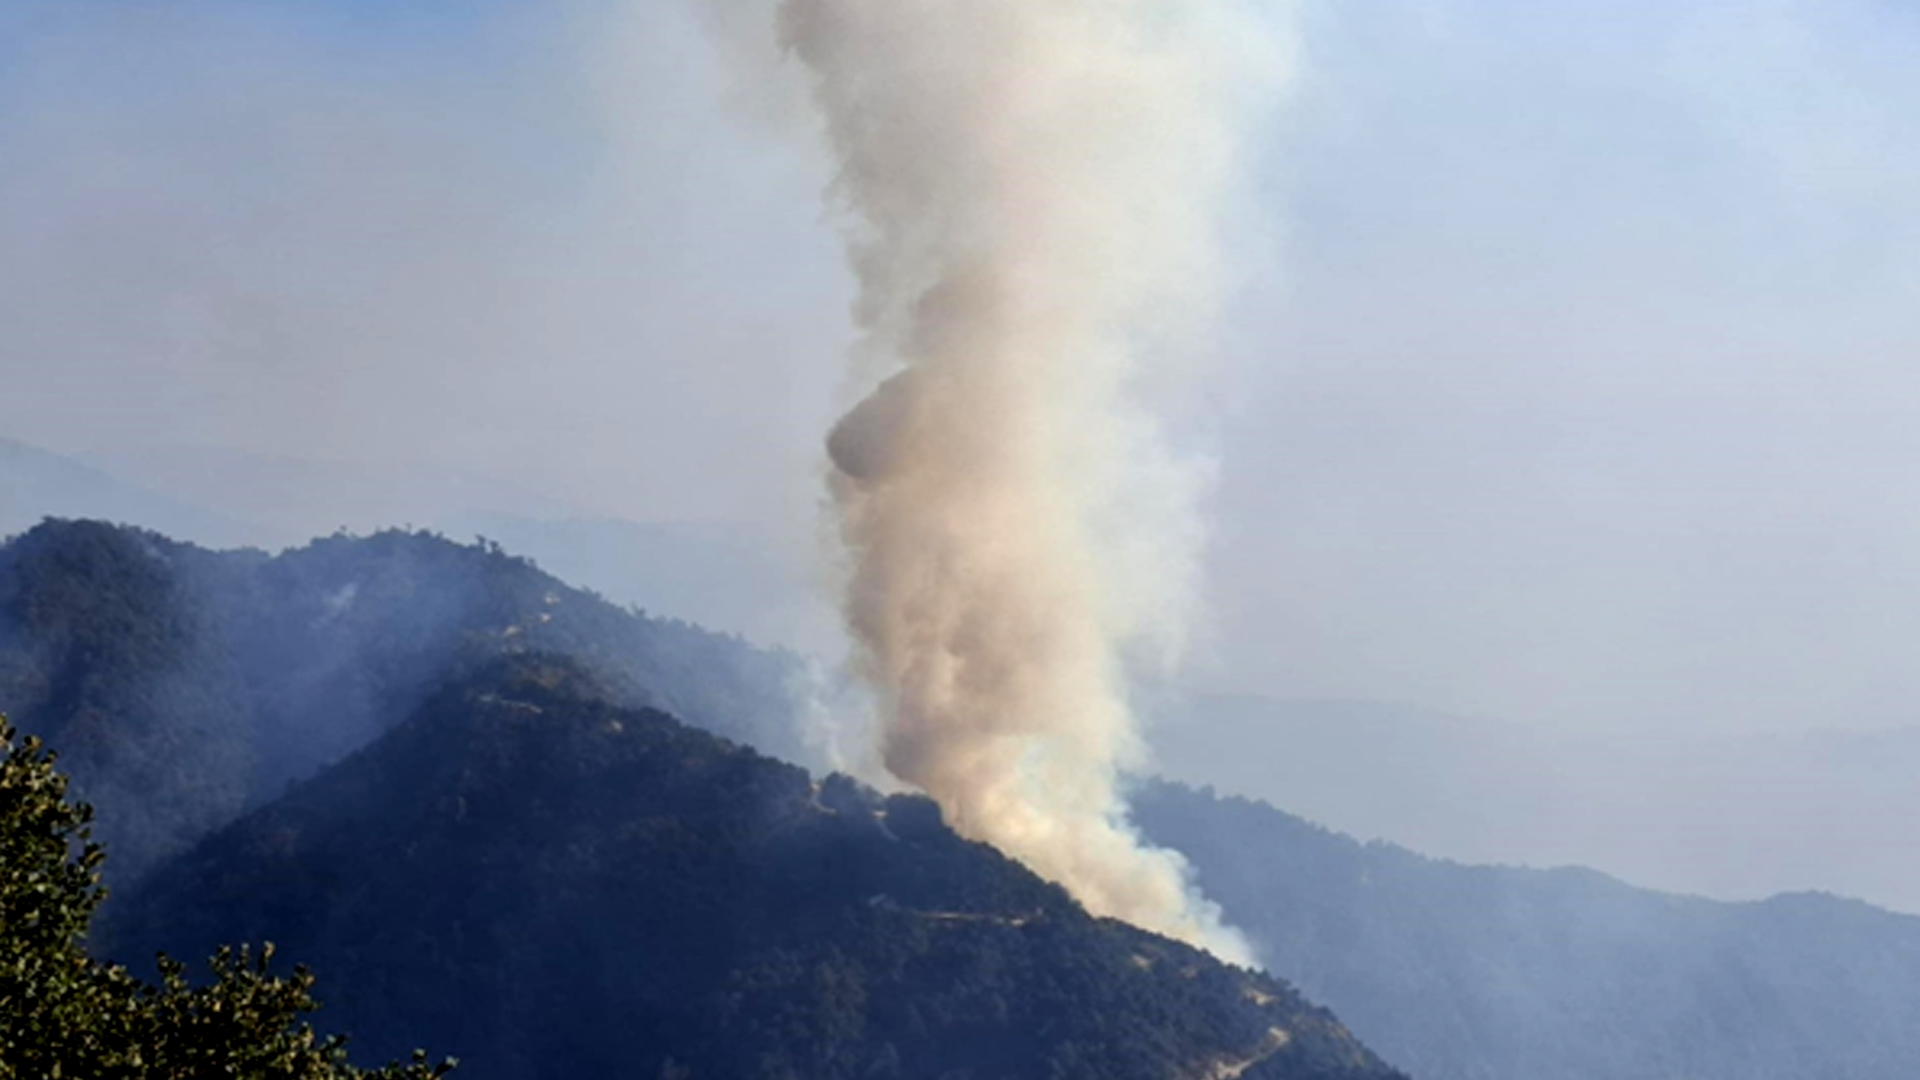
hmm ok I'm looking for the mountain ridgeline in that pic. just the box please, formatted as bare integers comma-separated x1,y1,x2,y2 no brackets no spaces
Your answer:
0,519,1404,1080
9,518,1920,1080
1135,782,1920,1080
105,656,1397,1080
0,519,809,880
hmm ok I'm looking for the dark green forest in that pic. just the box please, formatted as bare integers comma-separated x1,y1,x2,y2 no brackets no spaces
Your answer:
0,717,450,1079
105,656,1400,1080
0,521,1403,1080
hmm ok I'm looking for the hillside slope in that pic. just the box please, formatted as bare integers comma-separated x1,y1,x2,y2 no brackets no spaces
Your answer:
0,520,808,879
1135,780,1920,1080
106,656,1403,1080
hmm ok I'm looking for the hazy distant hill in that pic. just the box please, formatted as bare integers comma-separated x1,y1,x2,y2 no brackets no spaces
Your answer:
105,655,1404,1080
0,520,809,879
0,436,258,547
438,511,835,655
1147,692,1920,915
81,443,583,550
3,436,825,648
1135,781,1920,1080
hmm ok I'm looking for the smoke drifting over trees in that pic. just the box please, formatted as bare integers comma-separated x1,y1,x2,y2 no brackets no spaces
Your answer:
743,0,1286,962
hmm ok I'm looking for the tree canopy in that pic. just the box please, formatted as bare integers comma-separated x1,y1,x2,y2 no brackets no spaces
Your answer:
0,715,452,1080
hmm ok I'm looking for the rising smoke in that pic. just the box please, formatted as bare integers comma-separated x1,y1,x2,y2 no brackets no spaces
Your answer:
763,0,1282,964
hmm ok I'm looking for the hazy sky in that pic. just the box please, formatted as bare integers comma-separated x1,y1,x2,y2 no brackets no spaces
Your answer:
4,0,1920,737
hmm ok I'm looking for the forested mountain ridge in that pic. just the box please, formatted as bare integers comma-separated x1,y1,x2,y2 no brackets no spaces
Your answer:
1135,780,1920,1080
0,519,808,880
105,655,1405,1080
19,517,1920,1080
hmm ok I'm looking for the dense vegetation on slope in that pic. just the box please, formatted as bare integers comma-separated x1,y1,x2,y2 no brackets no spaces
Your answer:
0,718,449,1079
31,518,1920,1079
107,657,1402,1080
1134,780,1920,1080
0,520,808,880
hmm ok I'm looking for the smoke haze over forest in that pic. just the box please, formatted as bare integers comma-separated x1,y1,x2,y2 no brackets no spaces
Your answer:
6,1,1920,914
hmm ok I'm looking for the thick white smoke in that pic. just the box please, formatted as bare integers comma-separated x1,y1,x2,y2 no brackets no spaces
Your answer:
766,0,1283,964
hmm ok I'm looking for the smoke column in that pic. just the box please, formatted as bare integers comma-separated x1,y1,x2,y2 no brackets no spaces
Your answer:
776,0,1279,964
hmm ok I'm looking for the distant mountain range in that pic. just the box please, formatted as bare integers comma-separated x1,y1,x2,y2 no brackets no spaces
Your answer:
1146,693,1920,914
1137,780,1920,1080
0,436,259,547
74,441,583,548
3,519,1918,1078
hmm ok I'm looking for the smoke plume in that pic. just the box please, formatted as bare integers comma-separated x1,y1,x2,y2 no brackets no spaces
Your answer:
776,0,1280,964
